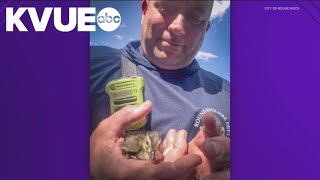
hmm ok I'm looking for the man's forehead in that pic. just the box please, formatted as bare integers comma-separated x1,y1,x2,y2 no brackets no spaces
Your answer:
150,0,213,12
151,0,213,5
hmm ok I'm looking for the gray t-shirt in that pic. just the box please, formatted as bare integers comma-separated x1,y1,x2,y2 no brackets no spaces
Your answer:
90,41,230,142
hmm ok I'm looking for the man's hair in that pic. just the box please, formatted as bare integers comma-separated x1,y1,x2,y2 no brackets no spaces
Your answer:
142,0,214,18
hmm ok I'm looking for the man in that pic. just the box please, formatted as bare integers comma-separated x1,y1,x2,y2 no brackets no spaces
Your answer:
90,0,230,179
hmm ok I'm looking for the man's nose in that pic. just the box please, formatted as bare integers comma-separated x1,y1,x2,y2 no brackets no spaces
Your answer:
169,14,186,36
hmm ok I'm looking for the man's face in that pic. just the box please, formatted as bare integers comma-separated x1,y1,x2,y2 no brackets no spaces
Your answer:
140,0,213,70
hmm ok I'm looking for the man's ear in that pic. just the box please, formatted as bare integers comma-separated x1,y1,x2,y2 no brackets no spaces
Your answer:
206,21,211,32
142,0,147,15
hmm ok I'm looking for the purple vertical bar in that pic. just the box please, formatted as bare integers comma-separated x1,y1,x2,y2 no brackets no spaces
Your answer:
0,1,90,179
232,1,320,179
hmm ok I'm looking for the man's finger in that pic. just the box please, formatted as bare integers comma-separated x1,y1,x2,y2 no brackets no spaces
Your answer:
98,101,152,137
173,130,188,158
166,129,176,148
202,112,222,138
203,136,230,171
202,169,230,180
173,154,202,176
173,130,187,149
155,154,202,179
162,129,176,156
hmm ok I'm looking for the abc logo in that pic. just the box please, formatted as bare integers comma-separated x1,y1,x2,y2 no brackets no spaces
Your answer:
97,7,121,32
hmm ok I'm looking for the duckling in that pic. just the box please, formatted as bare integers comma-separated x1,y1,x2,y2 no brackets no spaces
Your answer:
120,131,162,162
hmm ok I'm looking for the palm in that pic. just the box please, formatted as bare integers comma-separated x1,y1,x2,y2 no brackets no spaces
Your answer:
188,112,222,178
189,128,212,178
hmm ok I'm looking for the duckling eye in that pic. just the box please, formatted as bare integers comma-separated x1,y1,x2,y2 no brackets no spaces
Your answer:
145,136,151,148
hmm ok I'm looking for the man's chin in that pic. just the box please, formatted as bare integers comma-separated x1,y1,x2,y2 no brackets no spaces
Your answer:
151,57,183,70
156,50,181,60
155,54,178,63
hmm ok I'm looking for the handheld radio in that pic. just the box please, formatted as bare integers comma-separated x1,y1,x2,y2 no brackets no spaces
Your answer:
105,55,146,130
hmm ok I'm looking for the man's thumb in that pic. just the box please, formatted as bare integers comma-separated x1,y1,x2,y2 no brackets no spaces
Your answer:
202,112,222,138
98,101,152,137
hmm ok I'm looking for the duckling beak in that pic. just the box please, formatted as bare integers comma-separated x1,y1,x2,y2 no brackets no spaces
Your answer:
150,150,155,161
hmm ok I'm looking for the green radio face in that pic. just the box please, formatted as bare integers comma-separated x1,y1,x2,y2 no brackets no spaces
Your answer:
106,76,146,130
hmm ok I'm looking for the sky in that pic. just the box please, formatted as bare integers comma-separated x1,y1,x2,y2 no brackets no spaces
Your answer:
90,0,230,81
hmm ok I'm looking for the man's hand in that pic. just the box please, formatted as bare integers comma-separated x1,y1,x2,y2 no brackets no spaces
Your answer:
188,112,230,180
90,101,202,180
162,129,188,162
